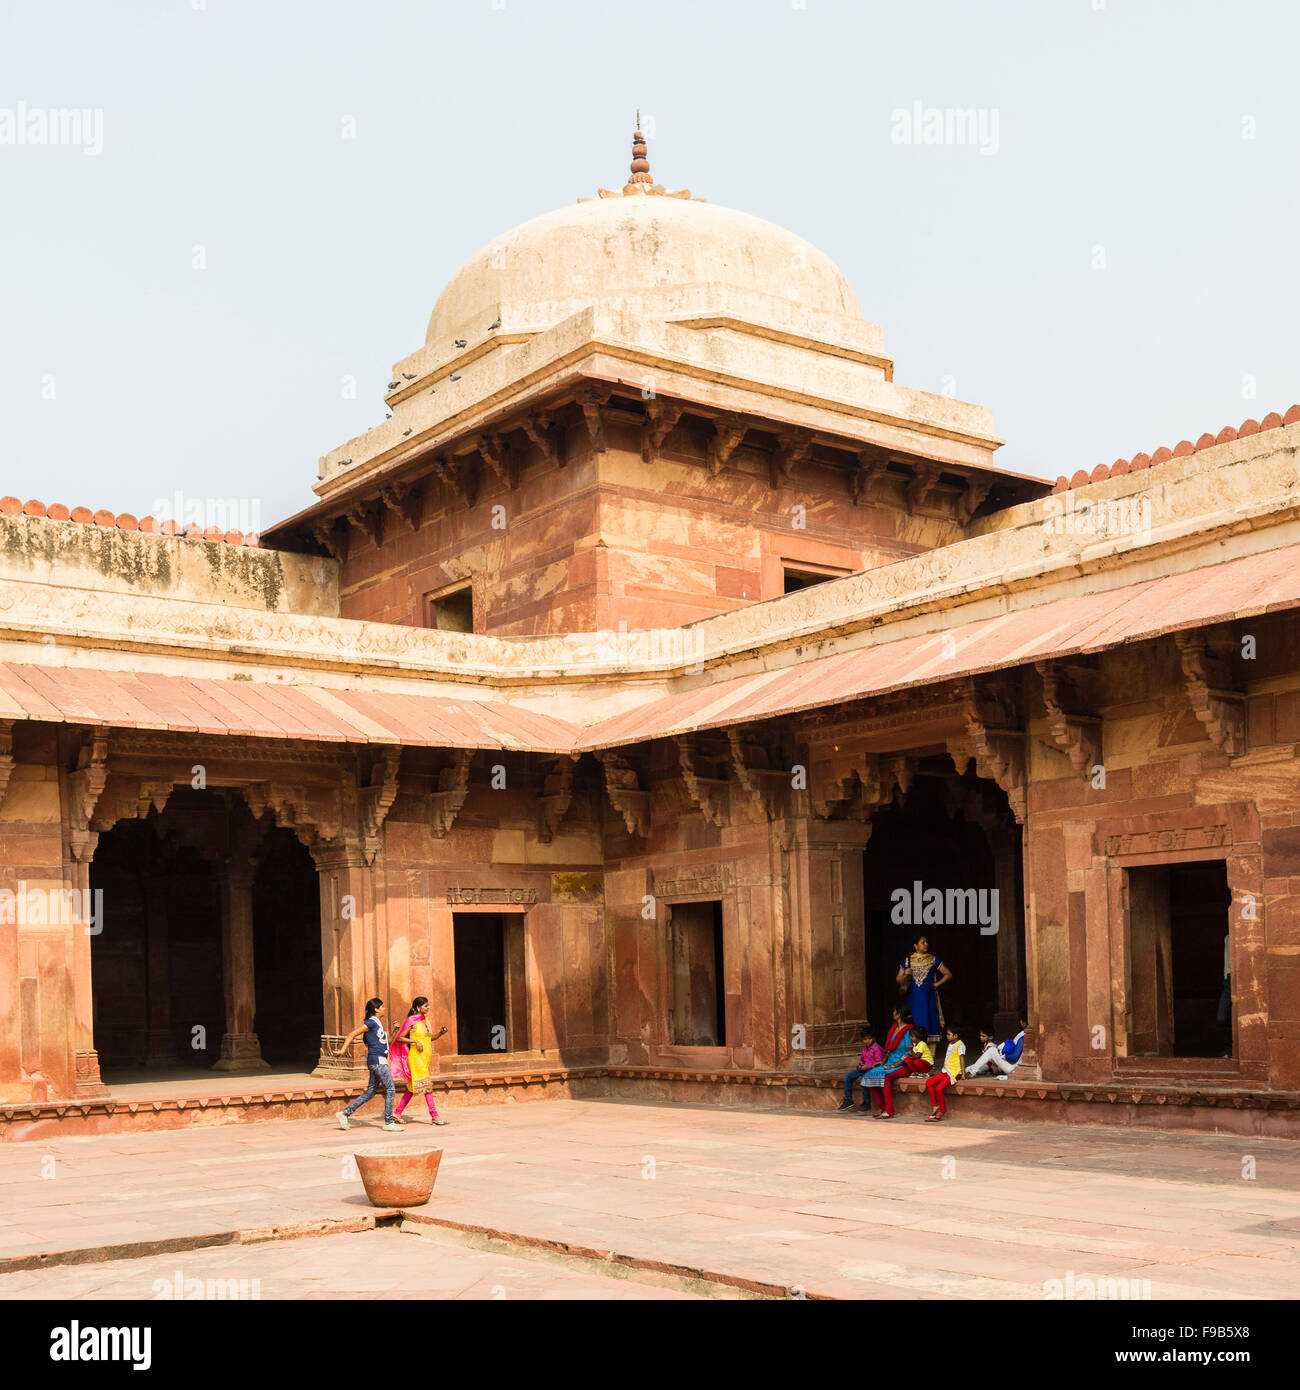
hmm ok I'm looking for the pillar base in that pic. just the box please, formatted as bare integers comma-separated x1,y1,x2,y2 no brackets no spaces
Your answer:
73,1048,109,1099
313,1036,369,1081
211,1032,271,1072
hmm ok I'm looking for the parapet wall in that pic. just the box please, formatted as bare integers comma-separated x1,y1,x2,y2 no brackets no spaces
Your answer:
0,512,338,615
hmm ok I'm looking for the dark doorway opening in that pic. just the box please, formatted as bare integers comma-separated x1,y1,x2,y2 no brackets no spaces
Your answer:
251,827,323,1068
861,771,1023,1041
669,899,726,1046
90,815,225,1072
453,912,528,1055
1126,859,1231,1058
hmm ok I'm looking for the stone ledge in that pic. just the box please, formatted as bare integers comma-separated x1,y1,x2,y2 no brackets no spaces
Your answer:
4,1066,1297,1142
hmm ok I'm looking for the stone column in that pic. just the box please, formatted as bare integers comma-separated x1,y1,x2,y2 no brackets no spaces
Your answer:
785,818,873,1072
143,875,178,1066
67,833,109,1097
212,852,269,1071
312,842,379,1081
992,832,1025,1040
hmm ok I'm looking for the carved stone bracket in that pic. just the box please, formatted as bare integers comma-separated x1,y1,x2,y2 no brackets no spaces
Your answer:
851,451,881,507
430,749,473,839
244,778,345,849
906,462,943,512
641,401,683,463
432,452,477,507
770,429,814,490
598,751,650,837
957,476,994,525
537,755,576,844
360,748,401,862
523,411,567,469
727,727,793,821
67,731,110,860
810,750,916,821
347,501,385,548
707,417,747,477
1035,661,1102,776
580,388,610,453
380,480,426,533
1174,630,1246,757
478,432,519,490
949,676,1027,824
312,518,348,561
675,735,730,827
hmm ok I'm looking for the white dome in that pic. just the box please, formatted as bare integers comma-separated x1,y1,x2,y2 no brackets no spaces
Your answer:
425,193,861,347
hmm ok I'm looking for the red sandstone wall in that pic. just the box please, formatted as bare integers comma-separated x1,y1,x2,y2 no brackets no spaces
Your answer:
336,412,971,635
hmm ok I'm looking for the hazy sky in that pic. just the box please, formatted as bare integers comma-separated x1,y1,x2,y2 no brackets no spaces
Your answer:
2,0,1297,530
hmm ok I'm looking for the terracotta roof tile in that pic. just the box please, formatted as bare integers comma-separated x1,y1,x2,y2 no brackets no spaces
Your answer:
0,496,261,546
1056,406,1297,493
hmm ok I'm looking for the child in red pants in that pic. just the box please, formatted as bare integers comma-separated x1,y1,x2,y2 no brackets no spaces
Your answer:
926,1024,965,1121
875,1027,934,1118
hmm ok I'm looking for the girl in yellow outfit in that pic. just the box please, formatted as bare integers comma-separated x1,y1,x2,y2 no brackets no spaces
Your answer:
391,997,449,1125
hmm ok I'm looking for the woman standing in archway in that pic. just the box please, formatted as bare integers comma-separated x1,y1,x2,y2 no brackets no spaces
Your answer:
896,935,951,1040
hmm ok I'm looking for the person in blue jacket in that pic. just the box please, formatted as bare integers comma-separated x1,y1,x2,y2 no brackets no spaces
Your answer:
965,1016,1028,1078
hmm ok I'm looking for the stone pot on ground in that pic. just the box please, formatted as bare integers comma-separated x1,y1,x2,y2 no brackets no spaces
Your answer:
354,1145,443,1207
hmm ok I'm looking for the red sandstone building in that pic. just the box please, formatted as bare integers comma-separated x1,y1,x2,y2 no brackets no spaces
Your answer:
2,134,1298,1138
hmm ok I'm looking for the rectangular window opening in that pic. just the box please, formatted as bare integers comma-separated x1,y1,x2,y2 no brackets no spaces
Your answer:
424,584,474,632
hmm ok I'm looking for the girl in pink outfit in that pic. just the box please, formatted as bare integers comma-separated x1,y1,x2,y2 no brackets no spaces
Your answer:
390,997,449,1125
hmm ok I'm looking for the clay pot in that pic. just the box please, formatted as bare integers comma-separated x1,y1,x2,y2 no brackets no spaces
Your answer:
353,1145,443,1207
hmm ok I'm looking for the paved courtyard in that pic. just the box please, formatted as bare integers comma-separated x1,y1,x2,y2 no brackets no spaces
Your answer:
2,1099,1298,1300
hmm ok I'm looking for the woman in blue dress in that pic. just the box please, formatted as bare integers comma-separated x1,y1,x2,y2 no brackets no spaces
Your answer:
895,935,951,1040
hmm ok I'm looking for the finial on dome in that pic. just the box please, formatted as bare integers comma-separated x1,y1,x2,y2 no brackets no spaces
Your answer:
629,113,653,185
